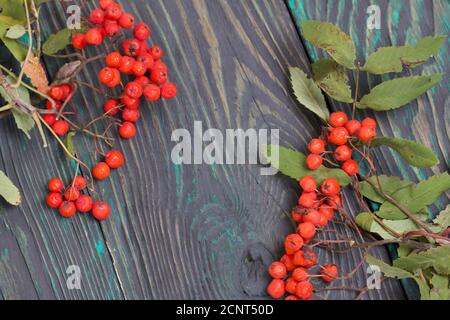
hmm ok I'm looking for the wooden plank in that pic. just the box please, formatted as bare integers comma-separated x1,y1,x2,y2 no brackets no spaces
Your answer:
287,0,449,298
0,0,405,299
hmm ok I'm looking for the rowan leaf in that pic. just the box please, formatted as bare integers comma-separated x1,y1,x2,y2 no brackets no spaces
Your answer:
302,20,356,69
262,144,350,186
429,273,449,300
289,67,329,121
63,131,76,158
360,175,412,203
357,74,442,111
371,137,439,168
376,172,450,220
22,53,50,94
312,59,353,103
52,60,82,86
0,0,26,20
11,108,34,139
416,277,431,300
42,28,72,55
355,212,374,232
370,218,439,240
363,36,446,74
5,24,25,39
393,246,450,275
366,254,413,279
0,170,21,205
0,15,27,61
433,205,450,230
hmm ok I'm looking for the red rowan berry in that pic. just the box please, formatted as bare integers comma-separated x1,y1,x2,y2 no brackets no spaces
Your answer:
92,201,111,220
119,56,135,74
120,95,138,108
285,277,298,294
291,208,304,223
106,69,121,88
59,201,77,218
99,67,115,84
143,84,161,101
118,121,137,139
285,295,300,300
268,262,287,279
106,51,122,68
295,281,313,299
103,99,120,116
321,178,340,196
321,264,338,283
138,40,148,53
71,33,86,49
150,69,168,85
357,126,376,142
132,61,147,77
342,159,359,176
76,195,93,213
137,53,154,69
317,212,329,227
361,117,377,128
48,178,64,192
125,81,143,99
52,120,69,136
299,175,316,193
73,175,87,190
99,0,113,10
161,82,177,99
60,84,72,100
328,127,349,145
46,192,63,208
49,86,63,100
43,113,57,126
329,111,348,127
105,3,122,20
293,250,317,268
284,234,304,255
149,46,163,60
345,119,361,135
122,108,140,122
292,267,308,282
122,38,141,56
152,60,167,72
302,209,321,225
64,186,80,201
92,162,110,180
298,192,317,208
45,100,61,110
267,279,285,299
89,8,105,24
318,207,334,220
135,76,150,86
306,154,322,170
335,145,352,161
118,12,135,29
105,150,125,169
307,138,325,154
297,222,316,239
280,254,296,272
133,22,151,40
104,20,121,37
326,194,342,209
85,27,103,45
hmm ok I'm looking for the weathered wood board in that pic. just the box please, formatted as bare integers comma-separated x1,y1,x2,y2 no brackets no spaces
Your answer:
0,0,431,299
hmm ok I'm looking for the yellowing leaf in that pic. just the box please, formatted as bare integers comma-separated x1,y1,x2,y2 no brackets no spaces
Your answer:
0,170,21,205
312,59,353,103
357,74,442,111
363,36,446,74
289,67,329,121
371,137,439,168
22,53,50,94
262,144,350,186
302,20,356,69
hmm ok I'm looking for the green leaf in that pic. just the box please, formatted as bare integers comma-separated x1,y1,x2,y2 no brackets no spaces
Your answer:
262,144,350,186
394,246,450,275
0,15,27,61
366,254,414,279
0,170,21,205
363,36,446,74
11,108,34,139
371,137,439,168
42,28,72,55
0,0,26,20
397,243,414,258
5,24,25,39
433,205,450,230
289,67,329,121
360,175,412,203
376,172,450,220
429,273,449,300
302,20,356,69
63,131,76,157
416,277,431,300
355,212,374,232
312,59,353,103
357,74,442,111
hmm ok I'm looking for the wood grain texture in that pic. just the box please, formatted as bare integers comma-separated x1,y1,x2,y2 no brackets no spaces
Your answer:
287,0,449,298
0,0,405,299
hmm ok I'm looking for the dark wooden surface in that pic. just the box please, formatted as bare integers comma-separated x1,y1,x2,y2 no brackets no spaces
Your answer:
1,0,445,300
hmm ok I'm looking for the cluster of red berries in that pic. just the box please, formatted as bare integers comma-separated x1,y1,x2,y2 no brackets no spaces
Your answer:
42,84,74,136
266,176,340,300
305,112,377,176
46,176,110,220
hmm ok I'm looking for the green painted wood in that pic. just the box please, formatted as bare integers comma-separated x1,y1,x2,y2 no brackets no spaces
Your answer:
287,0,449,299
0,0,405,299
